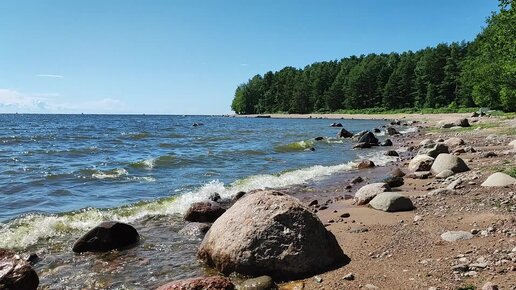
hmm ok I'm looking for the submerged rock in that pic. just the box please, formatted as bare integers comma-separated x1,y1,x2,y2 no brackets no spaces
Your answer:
481,172,516,187
386,127,399,136
354,183,390,205
179,222,211,238
197,190,346,279
385,150,399,157
0,249,39,290
72,221,140,253
184,201,226,223
156,276,235,290
369,192,414,212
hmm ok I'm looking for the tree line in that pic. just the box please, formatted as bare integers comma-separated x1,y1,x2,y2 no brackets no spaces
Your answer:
231,0,515,114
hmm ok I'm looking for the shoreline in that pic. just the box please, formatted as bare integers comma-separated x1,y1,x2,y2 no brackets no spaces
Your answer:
233,112,472,122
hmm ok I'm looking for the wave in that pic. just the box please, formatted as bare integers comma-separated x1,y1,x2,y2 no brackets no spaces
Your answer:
274,140,315,152
78,168,128,180
129,155,188,170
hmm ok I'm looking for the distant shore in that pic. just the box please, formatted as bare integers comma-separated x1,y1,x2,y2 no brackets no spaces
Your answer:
233,112,472,122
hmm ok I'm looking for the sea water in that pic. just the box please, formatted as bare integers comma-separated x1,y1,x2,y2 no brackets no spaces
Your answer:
0,114,396,288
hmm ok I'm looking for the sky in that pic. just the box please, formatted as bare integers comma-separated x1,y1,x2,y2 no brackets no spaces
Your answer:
0,0,500,115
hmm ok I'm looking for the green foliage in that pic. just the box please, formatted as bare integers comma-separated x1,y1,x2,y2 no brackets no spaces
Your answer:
231,1,515,114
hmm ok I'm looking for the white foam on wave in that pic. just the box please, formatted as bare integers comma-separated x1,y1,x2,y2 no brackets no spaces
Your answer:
91,168,128,179
0,161,359,249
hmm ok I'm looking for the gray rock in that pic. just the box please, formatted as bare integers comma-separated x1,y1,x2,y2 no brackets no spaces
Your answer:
197,190,346,279
430,154,470,174
438,120,455,128
239,276,276,290
343,273,355,281
390,168,406,177
409,155,435,171
447,179,462,190
354,183,390,205
455,118,470,127
357,131,378,145
418,143,449,158
440,231,474,242
444,137,465,148
382,176,404,188
419,139,435,147
427,188,456,196
435,169,454,179
481,172,516,187
0,249,39,290
482,282,499,290
369,192,415,212
365,284,379,289
179,222,211,238
406,171,432,179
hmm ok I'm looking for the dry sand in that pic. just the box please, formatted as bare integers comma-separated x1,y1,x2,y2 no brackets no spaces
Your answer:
276,114,516,290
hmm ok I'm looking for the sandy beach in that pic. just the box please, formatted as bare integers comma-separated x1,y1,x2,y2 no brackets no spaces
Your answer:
275,113,516,290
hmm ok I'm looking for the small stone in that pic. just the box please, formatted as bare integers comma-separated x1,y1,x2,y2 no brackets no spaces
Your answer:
365,284,379,289
240,275,275,290
340,213,350,218
413,215,423,222
482,282,499,290
314,276,323,283
441,231,474,242
451,264,469,272
343,273,355,281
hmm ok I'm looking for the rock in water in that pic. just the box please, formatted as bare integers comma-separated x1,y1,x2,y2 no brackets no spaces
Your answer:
156,276,235,290
385,150,399,157
72,221,140,253
430,154,470,174
197,190,346,279
184,201,226,223
336,128,353,138
386,127,399,136
380,139,393,146
0,249,39,290
369,192,414,212
354,183,390,205
481,172,516,187
440,231,474,242
408,155,435,172
357,131,378,145
357,160,375,169
178,222,211,238
353,142,371,149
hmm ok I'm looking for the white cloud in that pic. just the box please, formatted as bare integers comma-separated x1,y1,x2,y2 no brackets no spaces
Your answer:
240,63,249,66
37,74,64,78
0,89,129,113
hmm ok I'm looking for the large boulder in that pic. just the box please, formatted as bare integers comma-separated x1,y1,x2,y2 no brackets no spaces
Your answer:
369,192,414,212
197,191,345,279
408,155,435,172
156,276,235,290
337,128,353,138
72,221,140,253
354,183,390,205
0,249,39,290
352,131,368,141
184,202,226,223
418,143,449,158
481,172,516,187
444,137,465,148
357,131,378,145
430,154,470,174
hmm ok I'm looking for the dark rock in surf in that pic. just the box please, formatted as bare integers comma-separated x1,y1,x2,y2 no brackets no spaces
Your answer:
233,191,246,201
72,221,140,253
373,128,381,133
330,123,343,127
357,132,378,145
337,128,353,138
209,192,221,202
385,150,399,157
0,249,39,290
380,139,393,146
386,127,400,136
184,202,226,223
357,160,375,169
314,136,325,141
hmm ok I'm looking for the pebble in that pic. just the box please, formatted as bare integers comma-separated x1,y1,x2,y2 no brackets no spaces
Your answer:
365,284,379,289
343,273,355,281
414,215,423,222
314,276,323,283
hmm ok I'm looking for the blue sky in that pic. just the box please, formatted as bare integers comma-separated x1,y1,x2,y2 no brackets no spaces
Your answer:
0,0,499,114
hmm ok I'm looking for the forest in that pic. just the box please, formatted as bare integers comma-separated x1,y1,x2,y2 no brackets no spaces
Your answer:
231,0,515,114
